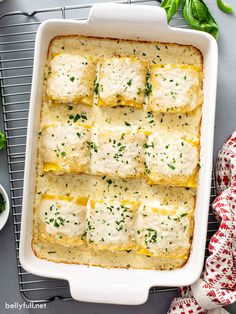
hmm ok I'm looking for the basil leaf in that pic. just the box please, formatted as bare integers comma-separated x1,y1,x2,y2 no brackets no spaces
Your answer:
217,0,233,14
182,0,219,39
0,131,6,150
161,0,181,22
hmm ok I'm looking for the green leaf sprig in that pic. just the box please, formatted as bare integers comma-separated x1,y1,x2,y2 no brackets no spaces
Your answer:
183,0,219,39
0,131,6,150
161,0,181,22
160,0,234,39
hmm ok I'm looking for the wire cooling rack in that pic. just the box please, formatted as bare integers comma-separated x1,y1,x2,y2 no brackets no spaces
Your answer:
0,0,219,303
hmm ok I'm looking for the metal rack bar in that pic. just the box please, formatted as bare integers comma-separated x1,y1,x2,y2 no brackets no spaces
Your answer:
0,0,219,304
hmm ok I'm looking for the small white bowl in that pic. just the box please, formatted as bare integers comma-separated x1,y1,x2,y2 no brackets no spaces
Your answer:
0,184,10,230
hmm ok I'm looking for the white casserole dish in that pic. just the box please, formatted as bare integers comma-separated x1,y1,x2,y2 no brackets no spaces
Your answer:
19,3,218,305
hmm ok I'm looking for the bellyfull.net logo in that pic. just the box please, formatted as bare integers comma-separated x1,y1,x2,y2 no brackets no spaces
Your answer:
5,302,47,310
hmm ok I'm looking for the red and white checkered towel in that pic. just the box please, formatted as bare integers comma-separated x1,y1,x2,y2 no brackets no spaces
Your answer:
168,132,236,314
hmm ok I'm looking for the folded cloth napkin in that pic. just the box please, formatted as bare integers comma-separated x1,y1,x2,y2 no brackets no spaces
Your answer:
168,132,236,314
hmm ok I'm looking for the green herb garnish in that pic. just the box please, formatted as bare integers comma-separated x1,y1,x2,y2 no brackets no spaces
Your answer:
167,164,176,170
145,72,152,96
160,0,219,39
94,82,99,95
74,114,80,122
60,151,66,157
127,79,132,86
0,193,5,215
0,131,6,150
161,0,181,22
182,0,218,39
87,141,98,153
69,112,87,123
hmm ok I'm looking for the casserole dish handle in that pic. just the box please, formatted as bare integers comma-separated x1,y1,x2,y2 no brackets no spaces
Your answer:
88,3,169,29
69,276,149,305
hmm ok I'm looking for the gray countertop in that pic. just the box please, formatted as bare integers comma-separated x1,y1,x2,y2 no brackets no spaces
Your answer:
0,0,235,313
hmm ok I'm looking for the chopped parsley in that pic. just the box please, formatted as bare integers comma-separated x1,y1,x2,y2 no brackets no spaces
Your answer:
107,179,113,185
143,142,154,149
167,164,175,170
144,162,151,174
137,87,142,95
146,111,155,125
145,72,152,96
86,219,95,231
69,76,75,82
145,228,157,248
54,145,66,158
113,142,126,161
127,79,132,86
45,214,65,228
94,82,99,95
69,112,87,123
87,141,98,153
0,193,5,215
74,114,81,122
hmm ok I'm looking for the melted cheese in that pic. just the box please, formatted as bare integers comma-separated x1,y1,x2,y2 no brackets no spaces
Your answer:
38,194,88,247
136,203,192,258
146,133,199,187
148,64,203,113
86,199,140,251
46,54,96,105
42,124,90,174
97,57,147,108
33,35,203,270
90,127,146,178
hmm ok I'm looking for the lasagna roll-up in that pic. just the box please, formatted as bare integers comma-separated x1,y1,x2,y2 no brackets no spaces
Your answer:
90,127,146,179
145,133,199,187
136,202,193,261
86,199,140,251
46,53,96,105
148,64,203,113
38,194,88,247
97,57,147,108
41,123,90,174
